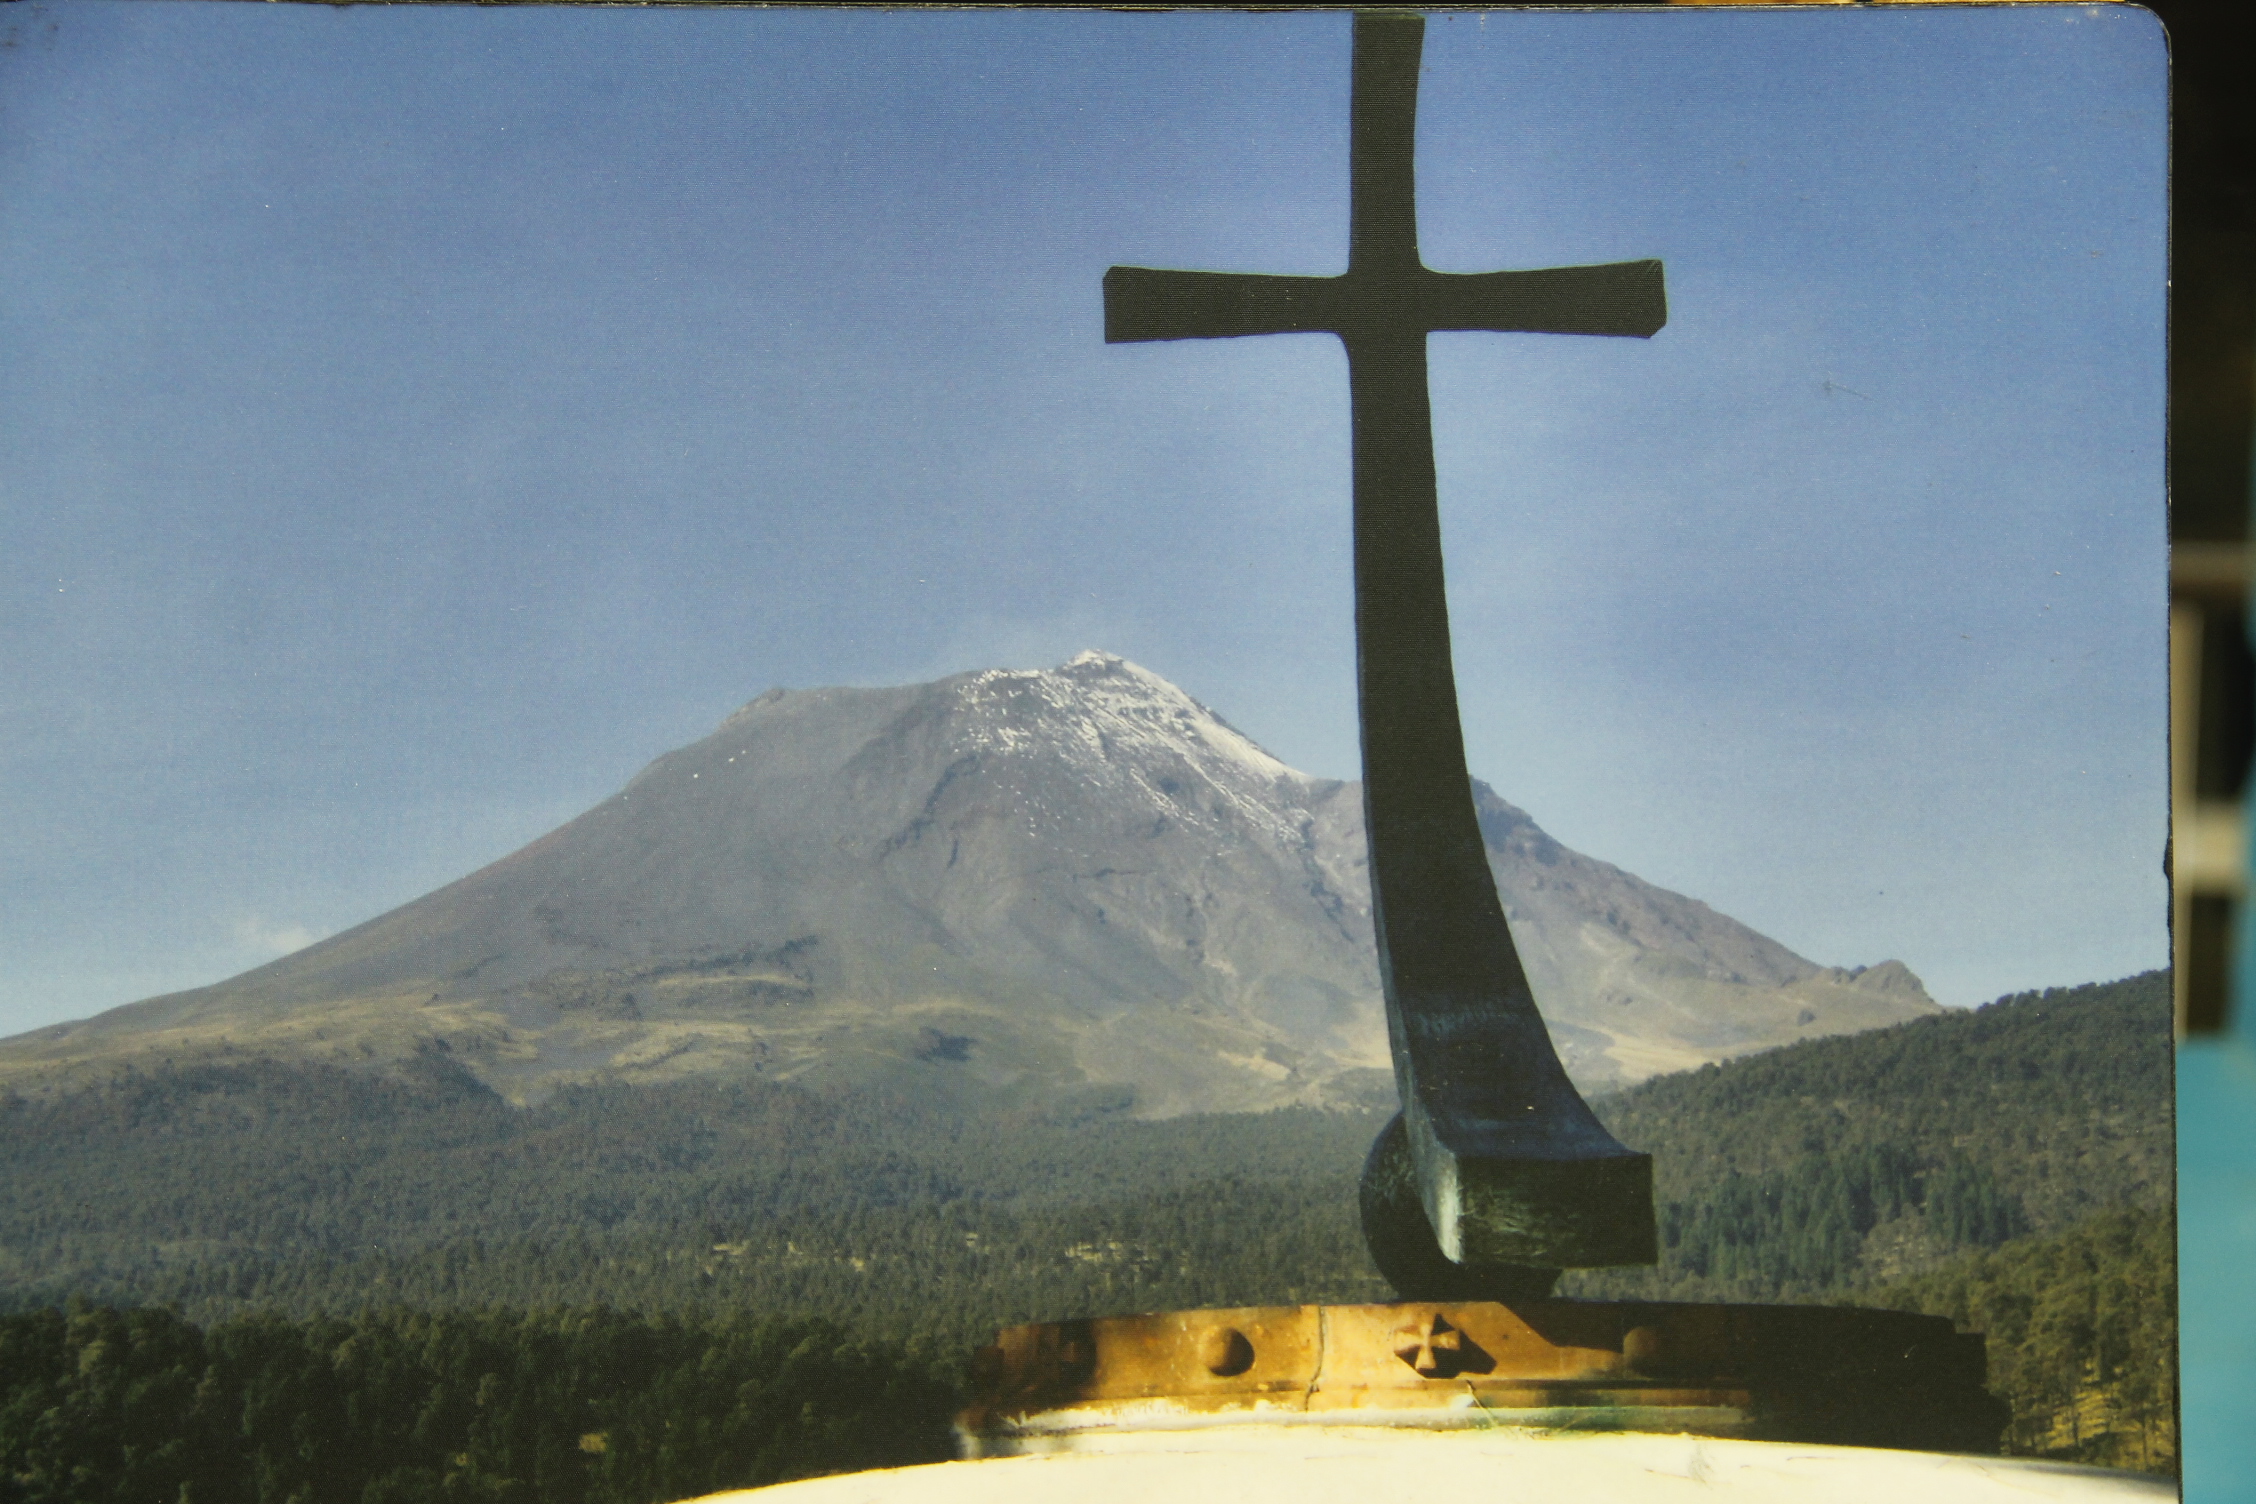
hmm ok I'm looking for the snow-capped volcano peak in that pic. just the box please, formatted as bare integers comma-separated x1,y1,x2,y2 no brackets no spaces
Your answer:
0,657,1938,1111
929,652,1315,849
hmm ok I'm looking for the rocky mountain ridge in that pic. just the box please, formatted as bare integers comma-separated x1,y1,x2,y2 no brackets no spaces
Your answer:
0,652,1937,1110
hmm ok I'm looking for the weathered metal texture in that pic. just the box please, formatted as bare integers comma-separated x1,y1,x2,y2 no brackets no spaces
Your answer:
960,1300,2006,1458
1103,11,1662,1281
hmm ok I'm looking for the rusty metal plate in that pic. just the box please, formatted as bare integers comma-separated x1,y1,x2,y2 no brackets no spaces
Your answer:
960,1299,2004,1457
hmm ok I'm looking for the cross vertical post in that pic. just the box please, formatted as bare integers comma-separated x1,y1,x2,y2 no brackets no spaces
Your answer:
1104,11,1667,1290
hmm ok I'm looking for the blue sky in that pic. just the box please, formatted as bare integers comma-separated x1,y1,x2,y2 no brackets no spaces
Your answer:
0,4,2166,1030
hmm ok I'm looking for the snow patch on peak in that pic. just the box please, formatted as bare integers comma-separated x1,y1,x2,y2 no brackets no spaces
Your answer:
1048,652,1304,786
925,652,1318,846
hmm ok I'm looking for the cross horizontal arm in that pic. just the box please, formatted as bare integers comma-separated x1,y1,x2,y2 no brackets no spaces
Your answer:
1104,266,1343,344
1421,260,1667,339
1106,260,1666,347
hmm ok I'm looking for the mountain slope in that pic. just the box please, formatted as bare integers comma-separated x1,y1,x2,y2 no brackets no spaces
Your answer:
0,653,1935,1108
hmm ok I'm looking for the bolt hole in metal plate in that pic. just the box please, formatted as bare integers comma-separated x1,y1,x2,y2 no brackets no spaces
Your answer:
1202,1327,1256,1377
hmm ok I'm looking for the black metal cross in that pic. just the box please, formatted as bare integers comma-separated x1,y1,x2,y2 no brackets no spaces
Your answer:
1105,11,1663,1290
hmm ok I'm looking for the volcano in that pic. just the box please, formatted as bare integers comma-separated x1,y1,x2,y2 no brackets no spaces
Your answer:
0,653,1935,1109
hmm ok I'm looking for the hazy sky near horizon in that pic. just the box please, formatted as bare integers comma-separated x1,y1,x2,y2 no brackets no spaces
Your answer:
2,3,2166,1031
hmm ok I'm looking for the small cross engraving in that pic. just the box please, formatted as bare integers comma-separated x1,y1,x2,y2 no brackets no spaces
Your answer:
1392,1312,1493,1380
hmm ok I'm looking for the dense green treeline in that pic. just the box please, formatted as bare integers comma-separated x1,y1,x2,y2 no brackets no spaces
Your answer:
1566,971,2171,1303
0,1062,1382,1289
4,1180,1389,1351
0,1304,956,1504
0,1075,1392,1342
1648,1145,2027,1295
0,1208,2171,1504
1,976,2169,1323
1867,1206,2176,1472
1601,971,2171,1228
0,973,2175,1478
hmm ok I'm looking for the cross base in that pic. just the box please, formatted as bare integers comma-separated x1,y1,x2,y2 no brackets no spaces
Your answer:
958,1299,2007,1458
